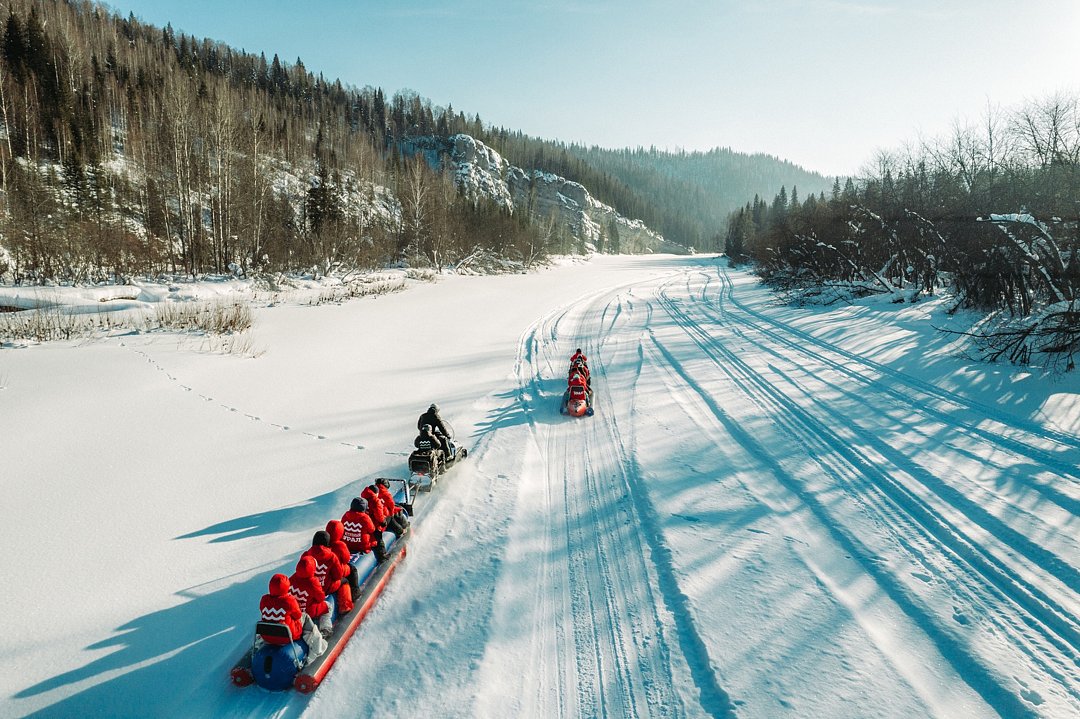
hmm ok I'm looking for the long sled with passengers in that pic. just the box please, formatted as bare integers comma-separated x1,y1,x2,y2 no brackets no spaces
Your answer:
229,478,414,693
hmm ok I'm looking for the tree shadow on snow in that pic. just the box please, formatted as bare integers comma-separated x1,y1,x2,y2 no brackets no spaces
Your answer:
472,378,582,438
174,471,397,543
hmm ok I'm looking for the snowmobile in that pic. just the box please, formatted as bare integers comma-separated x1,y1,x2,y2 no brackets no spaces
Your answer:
409,441,468,491
230,479,413,693
561,384,594,417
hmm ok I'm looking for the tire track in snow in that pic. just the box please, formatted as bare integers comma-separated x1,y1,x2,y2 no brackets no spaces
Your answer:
700,270,1080,648
650,290,1033,716
539,301,635,717
699,267,1080,531
569,283,731,717
491,309,589,719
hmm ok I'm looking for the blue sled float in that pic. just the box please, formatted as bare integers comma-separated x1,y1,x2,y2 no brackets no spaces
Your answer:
230,479,413,693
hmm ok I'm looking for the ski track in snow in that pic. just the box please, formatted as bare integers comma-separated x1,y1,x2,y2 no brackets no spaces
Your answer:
648,266,1078,717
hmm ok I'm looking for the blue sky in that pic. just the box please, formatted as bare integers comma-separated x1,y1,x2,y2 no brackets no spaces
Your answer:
109,1,1080,177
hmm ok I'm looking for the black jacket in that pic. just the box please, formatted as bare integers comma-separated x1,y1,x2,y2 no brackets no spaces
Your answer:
417,409,453,439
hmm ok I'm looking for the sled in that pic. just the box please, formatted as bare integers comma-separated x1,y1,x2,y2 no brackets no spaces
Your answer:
230,479,413,693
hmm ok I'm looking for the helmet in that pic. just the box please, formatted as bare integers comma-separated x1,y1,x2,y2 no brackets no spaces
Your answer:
351,496,368,512
423,424,433,433
312,530,330,547
576,348,582,354
429,403,439,412
376,477,390,488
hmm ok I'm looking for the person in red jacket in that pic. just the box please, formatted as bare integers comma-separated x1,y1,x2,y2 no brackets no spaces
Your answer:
362,485,388,530
570,348,587,365
259,573,303,645
341,497,378,555
569,370,590,395
569,359,590,387
361,485,391,562
289,555,332,637
566,370,593,410
301,531,348,611
326,519,359,603
375,478,409,537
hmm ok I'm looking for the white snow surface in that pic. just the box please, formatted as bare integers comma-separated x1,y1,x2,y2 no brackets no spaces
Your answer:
1,255,1078,719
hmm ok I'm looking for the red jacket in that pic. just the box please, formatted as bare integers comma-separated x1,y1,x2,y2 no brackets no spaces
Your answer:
326,520,354,567
341,509,377,554
362,486,387,529
301,544,343,594
259,574,303,644
322,521,355,614
377,484,403,516
570,351,587,365
288,556,328,618
569,373,587,391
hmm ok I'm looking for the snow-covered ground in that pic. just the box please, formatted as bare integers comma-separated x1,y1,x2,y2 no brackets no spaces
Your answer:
2,255,1077,718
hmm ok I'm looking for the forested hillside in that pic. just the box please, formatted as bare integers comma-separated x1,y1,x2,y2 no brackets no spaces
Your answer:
0,0,825,284
562,144,835,249
471,131,835,251
724,96,1080,368
0,0,550,282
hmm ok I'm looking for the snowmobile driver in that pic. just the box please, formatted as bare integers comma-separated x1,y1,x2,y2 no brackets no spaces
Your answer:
417,403,455,458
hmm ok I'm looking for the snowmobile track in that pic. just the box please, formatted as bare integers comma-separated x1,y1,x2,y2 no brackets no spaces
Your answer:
511,279,735,718
650,267,1079,717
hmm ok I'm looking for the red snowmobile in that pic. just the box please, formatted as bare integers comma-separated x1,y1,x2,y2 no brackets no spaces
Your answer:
561,361,594,417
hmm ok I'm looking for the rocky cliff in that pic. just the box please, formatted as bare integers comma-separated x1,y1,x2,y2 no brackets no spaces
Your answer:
446,135,668,253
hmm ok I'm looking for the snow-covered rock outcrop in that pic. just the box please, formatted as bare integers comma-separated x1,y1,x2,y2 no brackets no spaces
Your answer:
448,134,665,252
